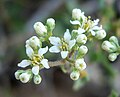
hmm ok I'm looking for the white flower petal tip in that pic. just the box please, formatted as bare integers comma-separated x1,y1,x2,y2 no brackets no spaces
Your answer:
64,29,71,43
32,65,40,75
38,46,48,56
70,20,80,25
77,28,85,34
41,59,50,69
18,60,31,68
61,51,69,59
69,39,76,49
49,46,60,53
26,46,34,59
49,37,61,46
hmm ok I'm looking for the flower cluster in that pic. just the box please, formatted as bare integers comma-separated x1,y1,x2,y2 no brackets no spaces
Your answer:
102,36,120,61
15,18,55,84
15,8,109,84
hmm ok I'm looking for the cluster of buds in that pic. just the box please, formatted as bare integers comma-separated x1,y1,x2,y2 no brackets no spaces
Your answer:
102,36,120,61
15,8,114,84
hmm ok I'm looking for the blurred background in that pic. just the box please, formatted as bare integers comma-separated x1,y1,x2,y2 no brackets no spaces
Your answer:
0,0,120,97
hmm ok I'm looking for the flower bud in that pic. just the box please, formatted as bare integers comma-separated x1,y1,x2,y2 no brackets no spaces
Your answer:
95,29,106,39
72,8,81,20
108,53,118,61
109,36,119,46
102,41,117,53
26,36,41,49
46,18,55,31
70,71,80,80
19,72,31,83
15,70,24,80
75,58,86,71
34,75,42,84
76,34,87,44
34,22,47,36
79,45,88,55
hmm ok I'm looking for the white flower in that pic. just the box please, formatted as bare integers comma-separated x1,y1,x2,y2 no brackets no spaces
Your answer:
18,46,50,75
70,71,80,80
49,29,76,59
26,36,41,49
95,29,106,39
72,28,85,35
46,18,55,30
34,22,47,36
92,19,99,27
75,58,86,71
34,75,42,84
32,65,39,75
18,60,31,68
89,25,102,36
26,45,34,59
76,34,87,44
70,20,80,25
19,73,31,83
108,53,118,61
79,45,88,55
102,41,117,53
72,8,85,21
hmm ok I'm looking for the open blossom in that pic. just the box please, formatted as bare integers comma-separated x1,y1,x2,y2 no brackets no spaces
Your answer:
75,58,86,71
18,45,49,75
49,29,76,59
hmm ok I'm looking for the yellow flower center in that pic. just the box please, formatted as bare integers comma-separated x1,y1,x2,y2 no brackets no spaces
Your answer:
32,54,43,66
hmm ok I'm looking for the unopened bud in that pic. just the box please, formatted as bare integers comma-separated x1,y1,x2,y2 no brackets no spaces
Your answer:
34,75,42,84
34,22,47,36
76,34,87,44
46,18,55,31
70,71,80,80
108,53,118,61
95,29,106,39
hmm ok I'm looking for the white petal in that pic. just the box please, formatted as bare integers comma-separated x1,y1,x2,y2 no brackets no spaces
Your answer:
70,20,80,25
64,29,71,43
32,65,39,75
18,60,31,68
77,28,85,34
90,30,96,36
49,37,61,46
69,39,76,49
61,51,69,59
41,59,50,69
26,46,34,59
49,46,60,53
38,46,48,56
